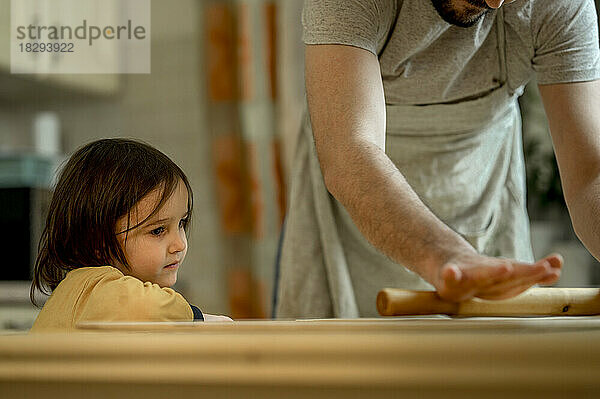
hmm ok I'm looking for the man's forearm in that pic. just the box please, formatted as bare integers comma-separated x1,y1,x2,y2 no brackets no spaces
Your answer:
320,138,477,285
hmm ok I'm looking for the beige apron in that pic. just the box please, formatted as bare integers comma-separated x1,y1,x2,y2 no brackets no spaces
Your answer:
276,9,534,318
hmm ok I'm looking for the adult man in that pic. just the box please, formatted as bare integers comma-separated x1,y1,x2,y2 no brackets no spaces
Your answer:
276,0,600,317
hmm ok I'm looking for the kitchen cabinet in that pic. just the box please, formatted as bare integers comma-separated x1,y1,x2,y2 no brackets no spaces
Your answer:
0,154,55,308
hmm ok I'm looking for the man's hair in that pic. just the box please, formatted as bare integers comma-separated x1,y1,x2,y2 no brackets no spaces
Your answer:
30,138,194,306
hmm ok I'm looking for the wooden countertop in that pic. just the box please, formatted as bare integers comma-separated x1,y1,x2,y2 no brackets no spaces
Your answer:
1,317,600,398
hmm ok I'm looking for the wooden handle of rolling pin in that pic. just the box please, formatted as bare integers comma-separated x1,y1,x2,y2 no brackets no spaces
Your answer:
377,287,600,316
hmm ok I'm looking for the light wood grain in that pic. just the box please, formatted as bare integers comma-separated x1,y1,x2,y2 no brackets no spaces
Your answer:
1,318,600,398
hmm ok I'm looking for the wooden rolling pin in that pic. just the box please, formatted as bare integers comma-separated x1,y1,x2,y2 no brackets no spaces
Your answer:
377,287,600,317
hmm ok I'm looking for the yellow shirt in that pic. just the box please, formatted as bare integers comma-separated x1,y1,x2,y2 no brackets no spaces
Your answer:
30,266,193,332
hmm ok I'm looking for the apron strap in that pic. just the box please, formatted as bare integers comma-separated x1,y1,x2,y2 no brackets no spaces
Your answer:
496,8,508,86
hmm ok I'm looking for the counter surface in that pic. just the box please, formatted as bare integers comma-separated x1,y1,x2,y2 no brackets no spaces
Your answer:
1,317,599,398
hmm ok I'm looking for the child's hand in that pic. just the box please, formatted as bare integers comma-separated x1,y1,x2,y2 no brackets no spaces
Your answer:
204,314,233,322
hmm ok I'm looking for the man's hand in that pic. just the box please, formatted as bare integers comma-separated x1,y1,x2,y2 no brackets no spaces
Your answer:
433,253,563,302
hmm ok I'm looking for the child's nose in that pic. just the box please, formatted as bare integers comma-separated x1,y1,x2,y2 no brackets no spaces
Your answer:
169,230,187,253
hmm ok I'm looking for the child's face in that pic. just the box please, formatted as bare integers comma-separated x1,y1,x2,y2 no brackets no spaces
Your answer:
115,181,189,287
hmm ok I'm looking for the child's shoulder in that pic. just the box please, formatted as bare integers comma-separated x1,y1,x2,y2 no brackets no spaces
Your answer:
31,266,193,332
65,265,174,300
69,266,193,323
66,265,123,281
54,266,123,297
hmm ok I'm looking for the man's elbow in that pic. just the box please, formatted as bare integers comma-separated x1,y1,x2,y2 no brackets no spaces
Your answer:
315,137,382,200
320,158,345,198
566,191,600,260
314,143,347,198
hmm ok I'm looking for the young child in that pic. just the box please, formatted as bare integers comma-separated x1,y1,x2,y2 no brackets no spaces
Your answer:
30,138,230,332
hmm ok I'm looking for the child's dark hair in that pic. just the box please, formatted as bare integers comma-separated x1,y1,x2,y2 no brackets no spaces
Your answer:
30,138,193,306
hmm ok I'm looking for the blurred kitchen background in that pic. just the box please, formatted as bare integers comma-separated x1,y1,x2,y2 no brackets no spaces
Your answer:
0,0,599,331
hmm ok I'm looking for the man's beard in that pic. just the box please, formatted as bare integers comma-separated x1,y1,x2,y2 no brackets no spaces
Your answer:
430,0,492,28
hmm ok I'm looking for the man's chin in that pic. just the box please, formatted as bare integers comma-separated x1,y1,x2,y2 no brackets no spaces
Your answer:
464,0,491,8
431,0,489,28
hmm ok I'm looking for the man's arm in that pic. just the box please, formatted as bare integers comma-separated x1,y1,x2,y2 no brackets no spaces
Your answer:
307,43,561,301
538,80,600,260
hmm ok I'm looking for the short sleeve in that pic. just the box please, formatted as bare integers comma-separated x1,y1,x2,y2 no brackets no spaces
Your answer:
531,0,600,84
302,0,397,55
78,274,194,323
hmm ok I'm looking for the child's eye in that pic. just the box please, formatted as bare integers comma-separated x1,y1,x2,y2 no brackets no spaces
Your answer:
179,217,189,229
150,226,165,236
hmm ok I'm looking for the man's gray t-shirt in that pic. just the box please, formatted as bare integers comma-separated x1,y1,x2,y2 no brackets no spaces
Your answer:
276,0,600,318
303,0,600,103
